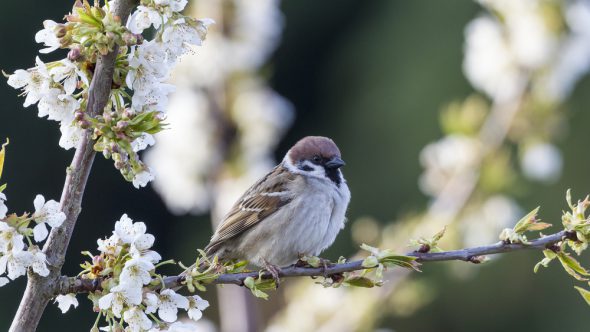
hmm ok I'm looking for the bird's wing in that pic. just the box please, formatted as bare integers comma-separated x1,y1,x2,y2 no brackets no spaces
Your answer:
205,165,297,255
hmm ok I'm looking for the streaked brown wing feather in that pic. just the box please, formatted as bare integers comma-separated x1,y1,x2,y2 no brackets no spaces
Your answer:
205,165,296,255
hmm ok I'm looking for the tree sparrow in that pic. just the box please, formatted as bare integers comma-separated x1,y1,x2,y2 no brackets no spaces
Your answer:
205,136,351,278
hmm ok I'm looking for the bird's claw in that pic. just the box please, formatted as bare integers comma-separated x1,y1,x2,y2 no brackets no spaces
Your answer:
264,261,282,288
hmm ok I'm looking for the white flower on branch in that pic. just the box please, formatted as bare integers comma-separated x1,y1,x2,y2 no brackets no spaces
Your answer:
7,57,51,107
58,118,84,150
29,247,50,277
54,294,79,313
0,277,8,287
114,214,155,250
0,248,33,280
0,222,24,254
123,306,153,332
32,194,66,242
154,289,189,323
35,20,61,54
161,18,211,59
131,133,156,152
37,89,80,122
98,283,142,318
120,257,155,287
130,244,161,264
0,193,7,219
132,169,155,189
158,0,189,13
97,234,122,256
127,5,163,34
49,59,88,95
187,295,209,321
143,292,159,314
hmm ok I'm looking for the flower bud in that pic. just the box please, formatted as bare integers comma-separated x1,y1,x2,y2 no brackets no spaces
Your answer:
79,119,90,129
116,121,128,131
133,33,144,45
122,32,137,46
74,110,85,121
114,160,125,170
122,108,135,119
110,142,120,153
67,46,82,61
92,255,103,266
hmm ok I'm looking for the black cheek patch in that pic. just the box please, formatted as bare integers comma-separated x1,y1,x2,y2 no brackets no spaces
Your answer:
324,167,341,186
299,164,313,172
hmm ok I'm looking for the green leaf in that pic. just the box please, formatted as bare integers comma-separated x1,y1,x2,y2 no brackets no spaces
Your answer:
0,138,8,180
557,252,590,281
513,207,551,234
575,286,590,306
345,276,378,288
566,189,574,210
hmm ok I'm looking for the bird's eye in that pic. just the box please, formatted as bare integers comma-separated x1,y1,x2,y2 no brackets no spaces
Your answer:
312,155,322,164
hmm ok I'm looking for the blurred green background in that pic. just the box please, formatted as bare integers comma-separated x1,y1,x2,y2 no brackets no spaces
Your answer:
1,0,590,331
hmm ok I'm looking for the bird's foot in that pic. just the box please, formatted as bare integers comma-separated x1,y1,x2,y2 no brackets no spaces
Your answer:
263,260,282,288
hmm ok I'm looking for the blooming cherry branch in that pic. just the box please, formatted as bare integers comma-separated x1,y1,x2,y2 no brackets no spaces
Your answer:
6,0,212,188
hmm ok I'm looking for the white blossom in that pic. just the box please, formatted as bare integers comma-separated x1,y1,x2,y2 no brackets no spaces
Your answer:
120,257,154,287
187,295,209,321
149,321,205,332
49,59,88,95
7,57,52,107
131,133,156,152
0,248,33,279
128,40,171,84
59,118,84,150
35,20,61,54
0,193,7,219
32,194,66,242
133,169,155,189
161,18,211,59
37,89,79,122
29,248,50,277
0,222,24,254
0,277,8,287
162,0,189,12
123,306,153,332
97,234,122,256
54,294,79,313
130,245,161,264
114,214,155,250
143,292,159,314
155,289,189,323
127,5,164,34
98,283,143,317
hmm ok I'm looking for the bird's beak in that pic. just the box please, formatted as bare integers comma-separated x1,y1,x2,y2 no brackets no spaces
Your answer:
325,156,346,169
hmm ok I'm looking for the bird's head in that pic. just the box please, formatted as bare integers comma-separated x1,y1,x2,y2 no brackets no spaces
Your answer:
284,136,346,186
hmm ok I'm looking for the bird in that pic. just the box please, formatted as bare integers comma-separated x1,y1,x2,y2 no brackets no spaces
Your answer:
204,136,351,281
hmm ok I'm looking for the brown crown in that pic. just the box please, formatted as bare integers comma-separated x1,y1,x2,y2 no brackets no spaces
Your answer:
287,136,341,162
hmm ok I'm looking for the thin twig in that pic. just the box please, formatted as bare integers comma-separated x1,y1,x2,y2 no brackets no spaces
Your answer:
9,1,137,331
57,230,567,294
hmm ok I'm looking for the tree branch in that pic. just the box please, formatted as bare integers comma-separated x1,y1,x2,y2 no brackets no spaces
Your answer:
57,230,568,294
9,1,137,331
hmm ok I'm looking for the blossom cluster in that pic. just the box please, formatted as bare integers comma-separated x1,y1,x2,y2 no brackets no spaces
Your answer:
0,194,66,287
58,214,209,331
6,0,212,188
